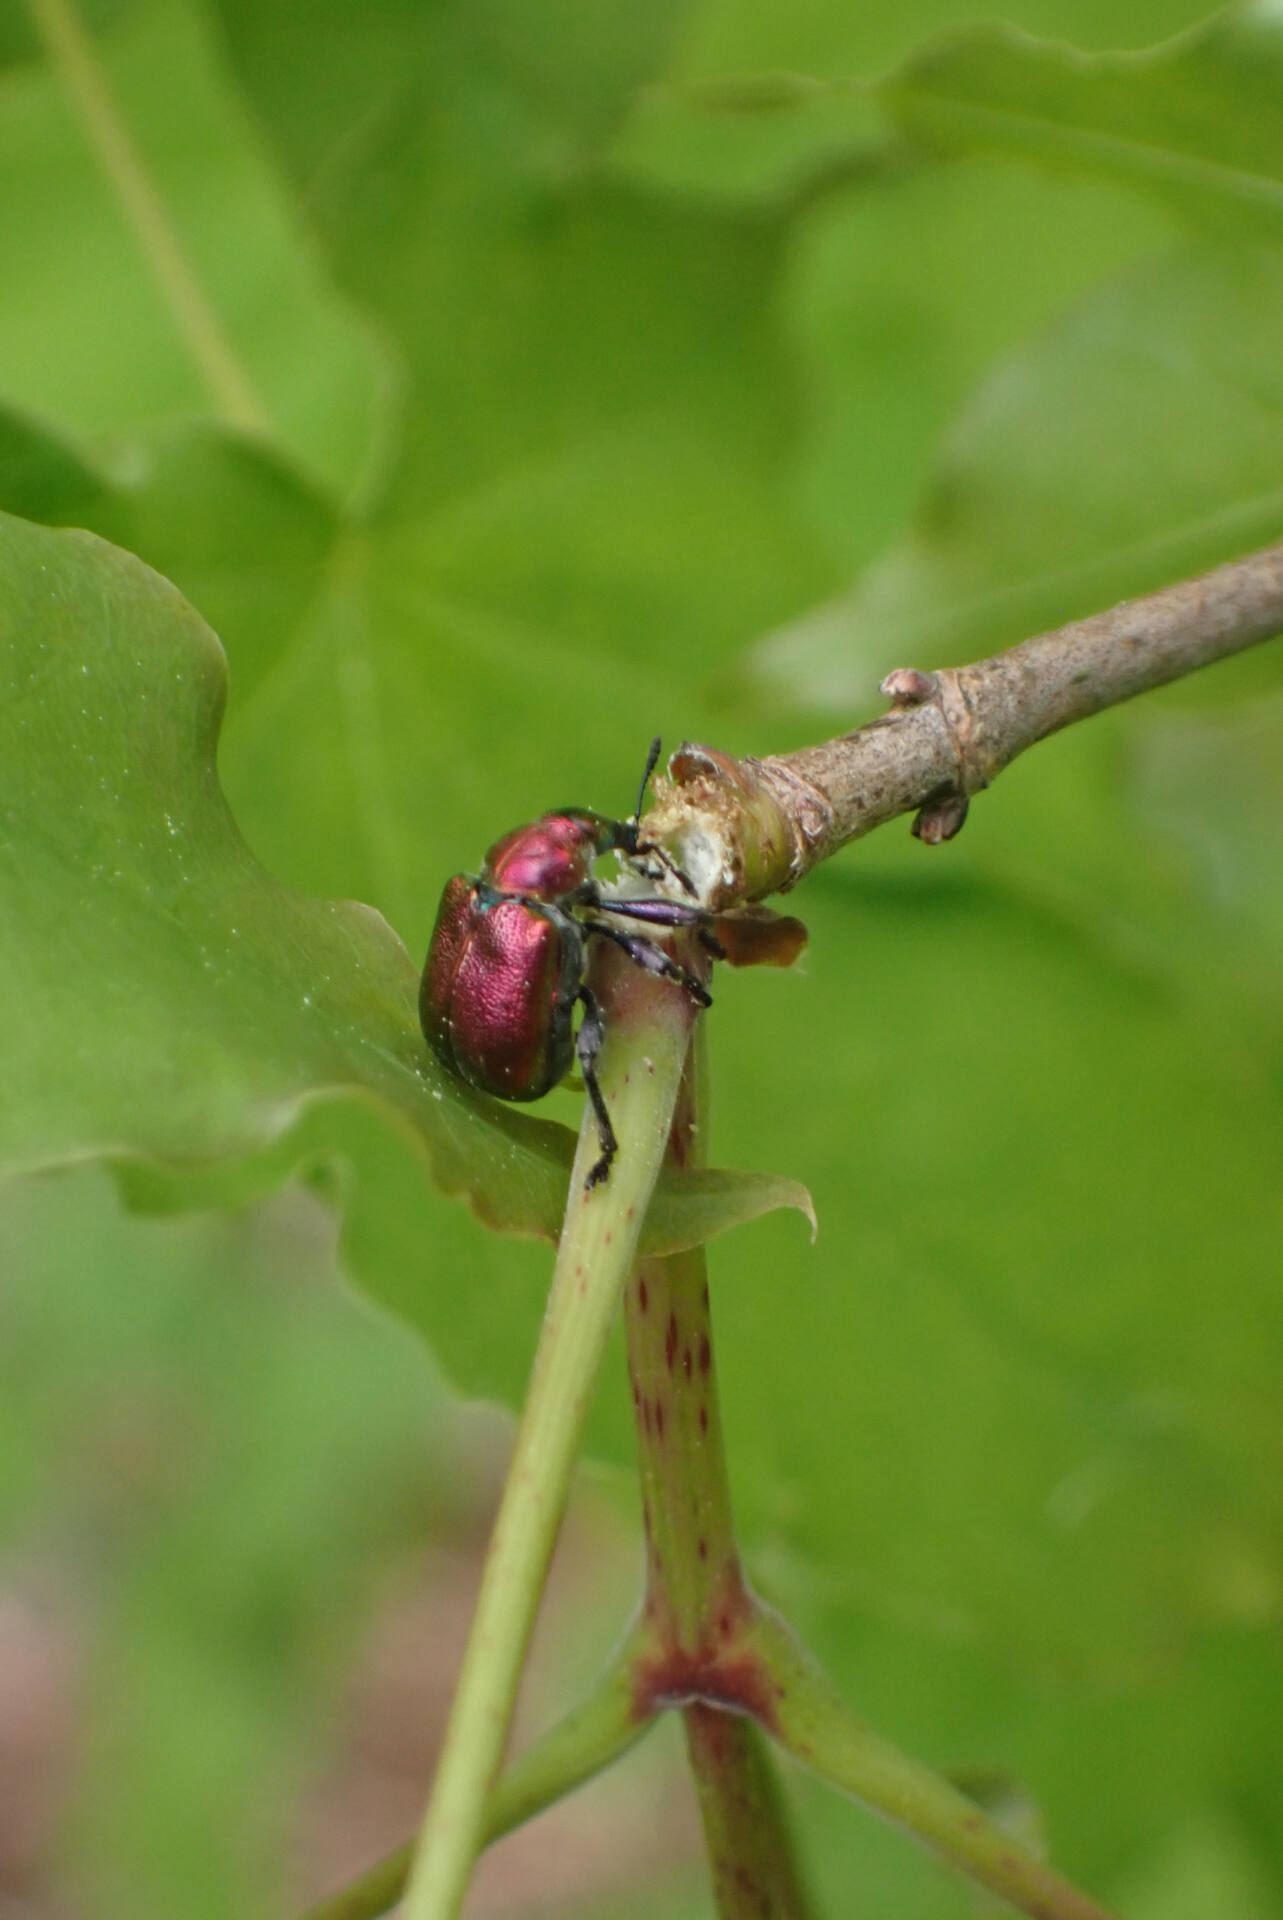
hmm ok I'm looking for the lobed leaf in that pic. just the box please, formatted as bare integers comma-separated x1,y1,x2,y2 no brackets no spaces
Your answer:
880,5,1283,232
746,240,1283,712
0,510,811,1261
0,0,388,495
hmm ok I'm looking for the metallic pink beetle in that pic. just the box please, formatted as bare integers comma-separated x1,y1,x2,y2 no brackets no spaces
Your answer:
420,741,709,1188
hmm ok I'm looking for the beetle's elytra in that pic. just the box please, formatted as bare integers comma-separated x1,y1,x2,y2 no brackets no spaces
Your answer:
420,740,711,1190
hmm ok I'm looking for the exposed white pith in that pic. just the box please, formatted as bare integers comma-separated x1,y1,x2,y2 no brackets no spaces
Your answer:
669,824,732,907
597,818,732,911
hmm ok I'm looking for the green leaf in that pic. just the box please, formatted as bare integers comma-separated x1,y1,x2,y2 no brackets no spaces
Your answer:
747,240,1283,711
0,398,111,522
210,0,816,529
0,0,136,70
607,76,883,209
711,857,1283,1680
215,0,691,183
0,402,342,712
1130,689,1283,949
0,513,554,1210
1118,1814,1281,1920
606,0,1228,209
666,0,1214,90
0,0,387,495
880,5,1283,232
781,154,1173,574
0,510,811,1270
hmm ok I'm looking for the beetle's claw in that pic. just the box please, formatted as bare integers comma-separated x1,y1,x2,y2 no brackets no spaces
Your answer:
585,1152,613,1191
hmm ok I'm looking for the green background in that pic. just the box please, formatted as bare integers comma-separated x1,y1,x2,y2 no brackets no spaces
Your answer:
1,0,1282,1913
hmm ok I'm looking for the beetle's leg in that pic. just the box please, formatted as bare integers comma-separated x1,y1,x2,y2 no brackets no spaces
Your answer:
575,986,618,1190
590,893,709,932
586,920,713,1009
631,837,699,898
580,884,707,930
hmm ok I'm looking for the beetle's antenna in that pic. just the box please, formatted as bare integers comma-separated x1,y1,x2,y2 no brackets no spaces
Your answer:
632,736,663,825
625,735,698,896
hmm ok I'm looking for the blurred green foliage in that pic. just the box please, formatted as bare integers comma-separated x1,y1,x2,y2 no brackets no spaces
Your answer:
1,0,1282,1914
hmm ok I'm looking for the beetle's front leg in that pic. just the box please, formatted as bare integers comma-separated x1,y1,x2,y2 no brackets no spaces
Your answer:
586,920,712,1009
583,890,709,932
575,986,618,1190
631,838,699,898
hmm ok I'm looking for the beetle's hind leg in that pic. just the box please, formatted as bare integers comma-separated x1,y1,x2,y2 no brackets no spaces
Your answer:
586,920,712,1009
575,986,618,1190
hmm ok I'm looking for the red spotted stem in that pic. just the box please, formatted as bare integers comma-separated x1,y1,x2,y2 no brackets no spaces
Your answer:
625,1028,813,1916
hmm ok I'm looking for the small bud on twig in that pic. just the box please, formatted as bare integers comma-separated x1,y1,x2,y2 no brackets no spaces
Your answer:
880,667,936,708
912,794,970,844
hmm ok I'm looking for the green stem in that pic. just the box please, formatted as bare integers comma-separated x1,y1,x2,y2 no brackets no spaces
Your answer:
746,1608,1120,1920
294,1620,655,1920
400,948,699,1920
24,0,271,434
